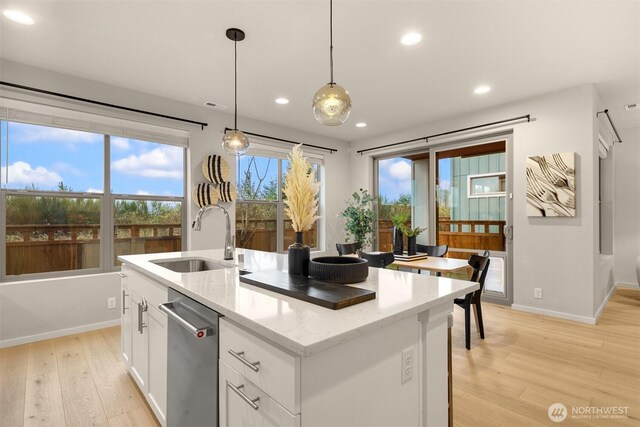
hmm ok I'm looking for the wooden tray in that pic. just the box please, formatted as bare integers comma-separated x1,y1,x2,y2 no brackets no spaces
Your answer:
239,270,375,310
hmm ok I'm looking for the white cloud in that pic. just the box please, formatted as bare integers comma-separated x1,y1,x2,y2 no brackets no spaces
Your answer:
112,145,182,180
15,123,101,144
111,137,131,151
1,161,63,188
388,160,412,180
136,190,150,195
86,187,103,193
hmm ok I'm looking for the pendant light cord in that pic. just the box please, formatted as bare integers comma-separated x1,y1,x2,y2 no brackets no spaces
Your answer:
329,0,334,85
234,35,238,130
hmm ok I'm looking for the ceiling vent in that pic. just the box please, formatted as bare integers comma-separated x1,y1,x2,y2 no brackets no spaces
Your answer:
624,103,639,111
204,102,228,110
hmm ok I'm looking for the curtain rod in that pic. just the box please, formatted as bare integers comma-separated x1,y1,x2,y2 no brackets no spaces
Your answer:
357,114,531,155
224,127,337,153
0,81,209,129
597,109,623,143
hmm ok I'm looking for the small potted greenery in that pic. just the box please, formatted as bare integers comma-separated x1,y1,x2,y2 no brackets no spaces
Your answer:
400,225,427,256
340,189,376,251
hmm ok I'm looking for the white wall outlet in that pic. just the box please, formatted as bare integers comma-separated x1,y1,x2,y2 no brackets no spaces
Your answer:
401,346,415,384
534,288,543,299
107,297,117,309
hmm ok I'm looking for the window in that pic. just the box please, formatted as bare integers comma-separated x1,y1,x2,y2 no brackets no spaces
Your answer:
235,153,320,253
1,119,185,279
467,173,506,198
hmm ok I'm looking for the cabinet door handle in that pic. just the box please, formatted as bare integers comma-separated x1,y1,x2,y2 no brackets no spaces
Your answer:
122,290,129,315
226,381,259,411
137,299,147,334
228,349,260,372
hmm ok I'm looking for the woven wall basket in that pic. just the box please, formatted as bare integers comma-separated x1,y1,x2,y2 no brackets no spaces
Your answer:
218,181,237,203
202,154,231,185
192,183,219,208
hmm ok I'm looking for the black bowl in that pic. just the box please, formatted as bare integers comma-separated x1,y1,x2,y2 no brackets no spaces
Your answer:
308,256,369,284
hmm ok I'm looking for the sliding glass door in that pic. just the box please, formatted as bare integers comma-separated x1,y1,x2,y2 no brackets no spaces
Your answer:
435,139,511,303
373,137,513,305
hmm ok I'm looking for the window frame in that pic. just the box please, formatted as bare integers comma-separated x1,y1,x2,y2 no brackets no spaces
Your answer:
236,153,321,253
1,123,187,282
466,172,506,198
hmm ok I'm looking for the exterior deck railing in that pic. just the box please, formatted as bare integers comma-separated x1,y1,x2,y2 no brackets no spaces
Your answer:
5,223,181,276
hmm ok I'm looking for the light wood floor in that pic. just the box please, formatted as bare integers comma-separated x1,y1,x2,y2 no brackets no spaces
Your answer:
1,288,638,427
451,288,640,426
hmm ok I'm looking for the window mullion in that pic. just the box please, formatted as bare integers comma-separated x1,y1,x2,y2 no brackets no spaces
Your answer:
277,159,283,253
103,135,113,272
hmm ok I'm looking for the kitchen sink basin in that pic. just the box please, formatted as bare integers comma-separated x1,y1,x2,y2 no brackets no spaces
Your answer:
150,258,234,273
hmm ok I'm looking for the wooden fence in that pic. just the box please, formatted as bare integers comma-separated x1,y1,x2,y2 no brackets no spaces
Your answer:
236,220,317,252
377,218,505,256
6,224,181,275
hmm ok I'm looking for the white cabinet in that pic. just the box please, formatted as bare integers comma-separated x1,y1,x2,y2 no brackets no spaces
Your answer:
120,277,132,367
219,318,300,427
120,265,168,427
220,360,300,427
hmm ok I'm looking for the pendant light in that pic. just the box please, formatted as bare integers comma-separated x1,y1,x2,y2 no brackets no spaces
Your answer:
312,0,352,126
222,28,250,156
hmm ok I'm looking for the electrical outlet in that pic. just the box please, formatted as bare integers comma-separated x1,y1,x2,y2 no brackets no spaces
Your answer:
401,346,414,384
534,288,543,299
107,297,117,309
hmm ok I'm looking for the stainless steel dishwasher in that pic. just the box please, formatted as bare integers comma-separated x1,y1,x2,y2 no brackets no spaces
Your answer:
159,288,220,427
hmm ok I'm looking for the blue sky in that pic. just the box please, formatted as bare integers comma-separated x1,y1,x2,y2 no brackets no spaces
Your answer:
0,121,183,196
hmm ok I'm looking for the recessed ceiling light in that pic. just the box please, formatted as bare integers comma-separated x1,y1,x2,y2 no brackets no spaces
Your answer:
355,122,367,128
474,85,491,95
275,98,289,105
2,9,34,25
401,32,422,46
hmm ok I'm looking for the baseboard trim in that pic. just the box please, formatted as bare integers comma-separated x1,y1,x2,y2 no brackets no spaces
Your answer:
0,319,121,349
511,304,596,324
594,285,618,323
615,282,640,289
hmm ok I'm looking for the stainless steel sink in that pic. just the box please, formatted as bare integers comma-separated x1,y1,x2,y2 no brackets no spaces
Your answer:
150,258,233,273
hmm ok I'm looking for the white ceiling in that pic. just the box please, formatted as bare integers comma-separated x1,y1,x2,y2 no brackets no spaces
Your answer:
1,1,638,141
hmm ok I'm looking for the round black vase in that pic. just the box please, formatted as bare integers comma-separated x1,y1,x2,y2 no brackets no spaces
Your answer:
393,227,404,255
407,236,417,256
288,232,310,276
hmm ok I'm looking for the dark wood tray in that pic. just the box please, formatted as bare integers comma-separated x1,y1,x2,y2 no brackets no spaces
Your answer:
239,270,375,310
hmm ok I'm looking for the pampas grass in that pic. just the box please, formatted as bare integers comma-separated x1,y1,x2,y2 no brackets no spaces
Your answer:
283,145,320,232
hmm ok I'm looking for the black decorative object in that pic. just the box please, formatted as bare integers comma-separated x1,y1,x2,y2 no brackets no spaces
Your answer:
309,256,369,284
288,232,310,276
407,236,417,256
393,227,404,255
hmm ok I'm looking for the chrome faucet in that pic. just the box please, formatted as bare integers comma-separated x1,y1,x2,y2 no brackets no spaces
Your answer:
192,204,235,260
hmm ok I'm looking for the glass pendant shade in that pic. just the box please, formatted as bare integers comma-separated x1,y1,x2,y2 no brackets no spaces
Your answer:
312,83,352,126
222,130,249,156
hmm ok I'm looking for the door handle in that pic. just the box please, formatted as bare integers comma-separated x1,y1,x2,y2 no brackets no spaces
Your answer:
227,382,260,410
228,349,261,372
158,302,215,339
122,290,129,315
503,225,513,240
137,299,147,334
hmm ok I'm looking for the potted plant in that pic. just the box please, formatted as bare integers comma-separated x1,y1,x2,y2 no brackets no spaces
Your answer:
283,145,320,276
391,212,409,255
400,225,427,256
340,189,376,252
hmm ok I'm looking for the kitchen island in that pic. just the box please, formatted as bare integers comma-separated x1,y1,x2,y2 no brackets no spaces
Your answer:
119,249,478,427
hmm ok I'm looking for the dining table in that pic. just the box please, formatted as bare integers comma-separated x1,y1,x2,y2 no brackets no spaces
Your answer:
392,255,472,278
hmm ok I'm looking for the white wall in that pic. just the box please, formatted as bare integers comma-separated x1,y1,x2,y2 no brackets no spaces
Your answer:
0,60,351,346
350,85,602,322
613,127,640,287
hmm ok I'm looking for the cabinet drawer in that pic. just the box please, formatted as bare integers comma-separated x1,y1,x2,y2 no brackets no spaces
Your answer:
220,360,300,427
121,265,168,308
220,319,300,414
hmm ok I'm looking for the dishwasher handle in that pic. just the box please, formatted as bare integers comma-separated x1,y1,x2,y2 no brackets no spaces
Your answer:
159,302,215,339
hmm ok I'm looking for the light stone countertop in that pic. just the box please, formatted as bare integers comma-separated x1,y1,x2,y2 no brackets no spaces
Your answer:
119,249,478,356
